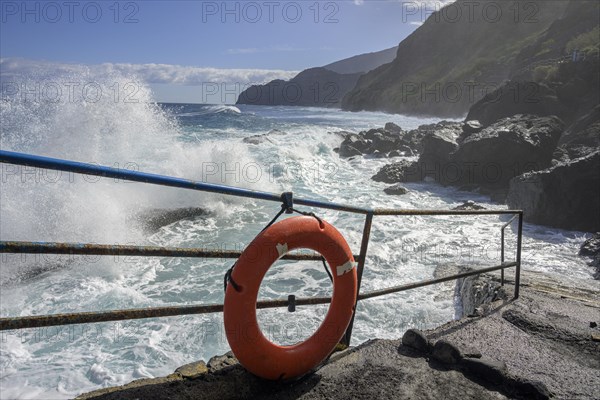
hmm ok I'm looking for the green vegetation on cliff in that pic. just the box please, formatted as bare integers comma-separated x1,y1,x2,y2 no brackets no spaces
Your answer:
342,0,598,117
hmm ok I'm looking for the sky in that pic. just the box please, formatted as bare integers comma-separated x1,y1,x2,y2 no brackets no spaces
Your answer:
0,0,452,103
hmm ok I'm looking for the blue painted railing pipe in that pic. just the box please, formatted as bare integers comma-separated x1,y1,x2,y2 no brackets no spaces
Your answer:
0,150,371,214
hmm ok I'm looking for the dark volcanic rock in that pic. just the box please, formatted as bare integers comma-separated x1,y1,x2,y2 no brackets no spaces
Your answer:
507,151,600,232
462,120,483,135
338,133,371,157
556,104,600,161
372,160,420,183
461,357,508,385
579,232,600,279
432,340,462,364
401,329,430,353
384,122,403,133
453,201,486,211
466,82,568,127
338,128,413,158
137,207,208,232
243,129,286,145
383,184,409,195
450,114,563,188
418,124,461,181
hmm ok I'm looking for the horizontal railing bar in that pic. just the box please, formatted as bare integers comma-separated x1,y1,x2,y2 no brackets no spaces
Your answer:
0,241,360,261
0,296,332,331
0,263,516,331
358,262,517,301
0,151,522,218
373,209,521,216
0,150,371,215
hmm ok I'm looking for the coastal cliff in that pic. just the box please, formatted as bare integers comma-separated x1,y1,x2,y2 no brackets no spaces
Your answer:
236,47,397,108
342,0,598,117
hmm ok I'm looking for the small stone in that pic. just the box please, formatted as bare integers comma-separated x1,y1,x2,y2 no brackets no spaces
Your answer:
508,377,553,400
207,351,238,372
388,150,401,157
401,329,431,352
175,361,208,379
592,333,600,342
590,321,598,328
461,356,508,385
384,184,409,196
432,340,461,364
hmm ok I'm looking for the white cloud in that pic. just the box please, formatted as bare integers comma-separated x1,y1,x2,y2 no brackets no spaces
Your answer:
0,58,299,86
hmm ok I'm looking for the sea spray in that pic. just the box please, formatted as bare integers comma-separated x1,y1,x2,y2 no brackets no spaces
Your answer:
0,73,593,398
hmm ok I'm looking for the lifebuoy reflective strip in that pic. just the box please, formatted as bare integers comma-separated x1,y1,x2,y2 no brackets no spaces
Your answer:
223,216,357,380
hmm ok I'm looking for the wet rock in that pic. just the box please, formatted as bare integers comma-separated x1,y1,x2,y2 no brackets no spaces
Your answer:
243,129,286,145
243,135,273,145
338,144,362,158
370,132,397,153
462,120,483,135
137,207,208,232
579,233,600,257
432,340,462,364
397,145,415,157
371,160,421,183
451,114,563,188
580,233,600,279
338,133,371,158
452,200,486,211
401,329,431,353
384,184,409,195
385,122,403,133
507,151,600,233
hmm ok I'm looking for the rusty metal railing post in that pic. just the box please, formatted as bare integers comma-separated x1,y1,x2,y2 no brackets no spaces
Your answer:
500,214,518,288
501,228,505,286
341,212,373,346
514,212,523,298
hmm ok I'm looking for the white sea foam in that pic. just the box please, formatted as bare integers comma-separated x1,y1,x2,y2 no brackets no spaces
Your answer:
0,77,596,398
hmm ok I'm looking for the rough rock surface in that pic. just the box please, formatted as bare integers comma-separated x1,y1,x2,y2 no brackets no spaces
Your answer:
507,150,600,232
77,271,600,400
449,114,563,188
383,184,409,195
465,82,567,127
430,270,600,400
452,200,486,211
243,129,286,145
371,160,420,183
579,232,600,279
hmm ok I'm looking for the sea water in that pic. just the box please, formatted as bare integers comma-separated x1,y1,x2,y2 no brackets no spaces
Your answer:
0,74,594,399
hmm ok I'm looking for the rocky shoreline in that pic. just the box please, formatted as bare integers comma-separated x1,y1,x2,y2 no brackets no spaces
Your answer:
77,269,600,400
336,77,599,234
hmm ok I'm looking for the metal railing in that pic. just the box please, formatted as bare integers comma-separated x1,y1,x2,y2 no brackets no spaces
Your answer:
0,150,523,346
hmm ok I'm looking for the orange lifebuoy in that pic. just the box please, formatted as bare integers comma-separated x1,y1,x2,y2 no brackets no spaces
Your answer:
223,215,357,380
